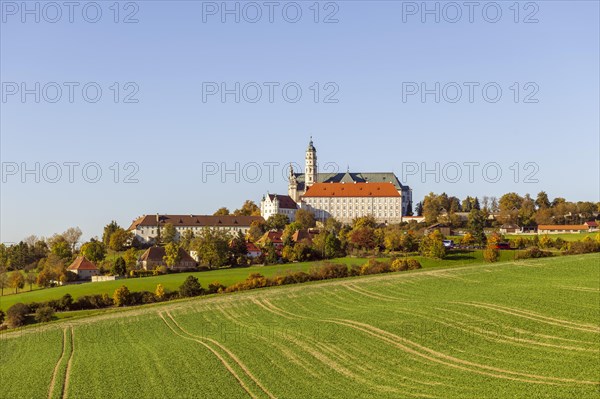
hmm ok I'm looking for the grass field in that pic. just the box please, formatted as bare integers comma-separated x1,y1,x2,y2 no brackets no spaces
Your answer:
0,251,517,312
1,253,598,398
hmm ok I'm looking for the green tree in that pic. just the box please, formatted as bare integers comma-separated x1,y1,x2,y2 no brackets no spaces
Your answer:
49,235,72,261
468,209,487,245
295,209,316,229
113,285,131,307
161,223,177,244
25,272,36,291
180,229,195,251
80,239,106,263
266,214,289,230
419,231,446,259
122,248,139,271
179,276,203,297
191,229,231,268
9,271,25,294
112,257,127,276
499,193,523,224
6,303,29,328
103,221,121,246
213,207,230,216
163,242,182,268
108,229,132,251
535,191,551,209
230,231,248,258
247,220,266,243
233,200,261,216
263,241,279,264
0,271,8,296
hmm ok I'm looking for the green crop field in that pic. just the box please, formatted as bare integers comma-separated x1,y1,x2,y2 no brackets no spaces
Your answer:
1,253,598,398
0,251,517,312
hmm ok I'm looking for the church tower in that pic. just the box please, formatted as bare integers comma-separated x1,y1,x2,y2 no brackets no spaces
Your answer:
305,137,317,188
288,164,299,202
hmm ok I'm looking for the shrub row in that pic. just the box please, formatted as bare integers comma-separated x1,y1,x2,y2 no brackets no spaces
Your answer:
515,247,553,259
3,258,422,329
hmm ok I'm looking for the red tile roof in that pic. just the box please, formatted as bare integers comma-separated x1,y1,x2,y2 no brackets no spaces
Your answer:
302,182,400,198
538,225,588,230
585,221,598,227
128,215,264,230
67,256,98,271
267,194,298,209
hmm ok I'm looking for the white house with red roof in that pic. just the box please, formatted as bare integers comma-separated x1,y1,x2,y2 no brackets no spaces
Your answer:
67,256,100,279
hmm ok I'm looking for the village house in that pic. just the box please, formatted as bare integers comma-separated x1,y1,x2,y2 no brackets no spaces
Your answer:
67,256,100,280
138,246,197,271
128,214,264,244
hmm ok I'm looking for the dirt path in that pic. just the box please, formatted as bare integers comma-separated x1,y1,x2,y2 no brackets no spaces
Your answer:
62,327,75,399
47,328,67,399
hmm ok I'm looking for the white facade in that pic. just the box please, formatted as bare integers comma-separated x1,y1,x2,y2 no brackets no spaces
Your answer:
260,194,298,222
302,195,403,224
129,215,263,244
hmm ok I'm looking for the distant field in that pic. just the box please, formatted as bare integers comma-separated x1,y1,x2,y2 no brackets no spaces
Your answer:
0,251,517,312
1,253,598,398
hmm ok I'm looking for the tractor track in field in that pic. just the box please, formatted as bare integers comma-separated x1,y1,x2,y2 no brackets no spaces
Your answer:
434,306,599,346
257,299,598,387
392,307,598,354
159,311,276,399
253,299,454,394
455,302,600,334
62,327,75,399
342,284,399,301
47,328,67,399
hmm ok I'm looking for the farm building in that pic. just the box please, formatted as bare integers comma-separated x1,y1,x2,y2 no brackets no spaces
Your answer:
499,223,522,234
584,221,598,231
67,256,100,280
537,225,589,234
138,246,197,271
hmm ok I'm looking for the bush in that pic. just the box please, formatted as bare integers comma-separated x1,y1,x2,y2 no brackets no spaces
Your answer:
515,247,553,259
562,240,600,255
360,259,392,275
179,276,203,297
6,303,29,328
59,294,74,311
207,281,226,294
391,259,408,272
113,285,131,307
34,306,55,323
0,309,5,325
129,291,157,305
74,294,113,310
407,259,422,270
483,246,499,263
310,263,348,280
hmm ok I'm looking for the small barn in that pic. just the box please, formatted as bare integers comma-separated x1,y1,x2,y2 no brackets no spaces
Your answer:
138,247,197,271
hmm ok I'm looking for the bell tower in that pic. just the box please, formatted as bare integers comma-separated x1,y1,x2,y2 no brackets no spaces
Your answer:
305,137,317,188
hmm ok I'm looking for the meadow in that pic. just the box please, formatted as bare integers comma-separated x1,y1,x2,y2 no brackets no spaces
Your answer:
0,250,516,312
1,253,598,398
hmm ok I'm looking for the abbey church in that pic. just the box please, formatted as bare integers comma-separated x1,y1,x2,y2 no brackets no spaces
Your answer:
262,139,413,225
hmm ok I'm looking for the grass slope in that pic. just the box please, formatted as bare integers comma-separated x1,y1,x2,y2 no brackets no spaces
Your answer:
1,253,598,398
0,251,516,312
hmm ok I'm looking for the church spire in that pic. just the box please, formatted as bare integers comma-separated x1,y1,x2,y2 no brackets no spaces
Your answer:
305,137,318,188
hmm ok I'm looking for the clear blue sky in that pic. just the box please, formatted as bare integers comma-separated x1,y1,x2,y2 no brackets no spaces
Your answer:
1,1,598,243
